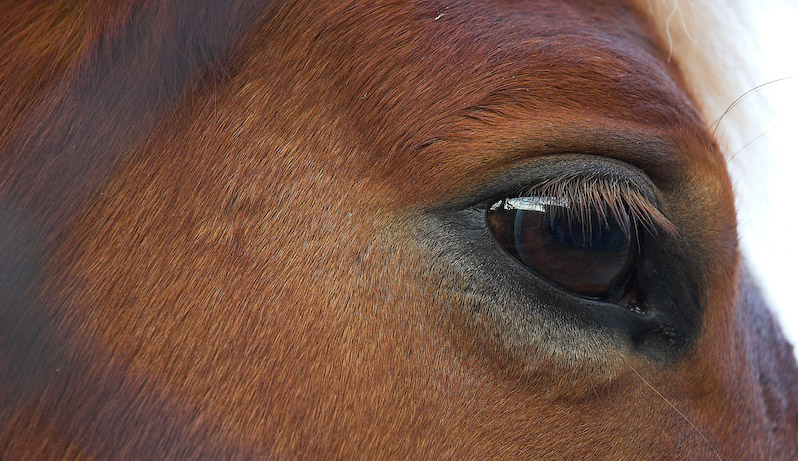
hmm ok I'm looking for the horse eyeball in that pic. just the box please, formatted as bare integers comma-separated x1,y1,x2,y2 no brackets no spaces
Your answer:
487,197,636,299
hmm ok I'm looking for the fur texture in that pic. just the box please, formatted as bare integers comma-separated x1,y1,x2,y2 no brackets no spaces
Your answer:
1,0,796,458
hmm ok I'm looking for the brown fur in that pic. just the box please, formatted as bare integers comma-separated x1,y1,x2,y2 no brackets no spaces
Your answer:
1,0,796,458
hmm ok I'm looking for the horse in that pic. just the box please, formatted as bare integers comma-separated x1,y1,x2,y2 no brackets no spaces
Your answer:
1,0,796,458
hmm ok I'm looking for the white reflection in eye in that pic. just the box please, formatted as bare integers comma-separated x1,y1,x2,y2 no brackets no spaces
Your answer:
489,196,571,212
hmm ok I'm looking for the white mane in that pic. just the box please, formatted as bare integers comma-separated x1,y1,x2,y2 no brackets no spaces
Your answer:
636,0,798,349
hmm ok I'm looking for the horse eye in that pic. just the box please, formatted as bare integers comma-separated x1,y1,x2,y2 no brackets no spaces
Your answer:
486,197,637,299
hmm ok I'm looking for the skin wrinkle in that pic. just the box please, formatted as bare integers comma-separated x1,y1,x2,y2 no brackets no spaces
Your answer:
1,0,796,458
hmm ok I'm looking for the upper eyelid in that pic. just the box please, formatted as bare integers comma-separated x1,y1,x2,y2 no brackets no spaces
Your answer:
437,153,672,220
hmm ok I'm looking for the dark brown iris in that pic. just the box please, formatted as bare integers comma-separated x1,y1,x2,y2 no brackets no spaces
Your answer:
487,198,636,299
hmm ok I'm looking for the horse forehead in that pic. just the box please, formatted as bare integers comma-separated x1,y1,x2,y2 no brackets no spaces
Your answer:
285,0,699,165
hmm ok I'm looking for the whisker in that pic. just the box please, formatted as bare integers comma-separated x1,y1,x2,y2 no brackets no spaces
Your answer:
710,76,798,140
623,358,723,461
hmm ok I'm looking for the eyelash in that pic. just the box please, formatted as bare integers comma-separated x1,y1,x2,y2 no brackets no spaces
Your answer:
514,174,677,238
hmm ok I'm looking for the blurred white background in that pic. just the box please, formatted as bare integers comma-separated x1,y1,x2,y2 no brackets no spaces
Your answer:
731,2,798,349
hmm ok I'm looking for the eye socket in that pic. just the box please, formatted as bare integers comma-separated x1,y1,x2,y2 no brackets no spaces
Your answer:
487,197,637,299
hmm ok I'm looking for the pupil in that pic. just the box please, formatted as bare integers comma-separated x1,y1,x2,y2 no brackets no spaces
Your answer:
543,213,628,252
